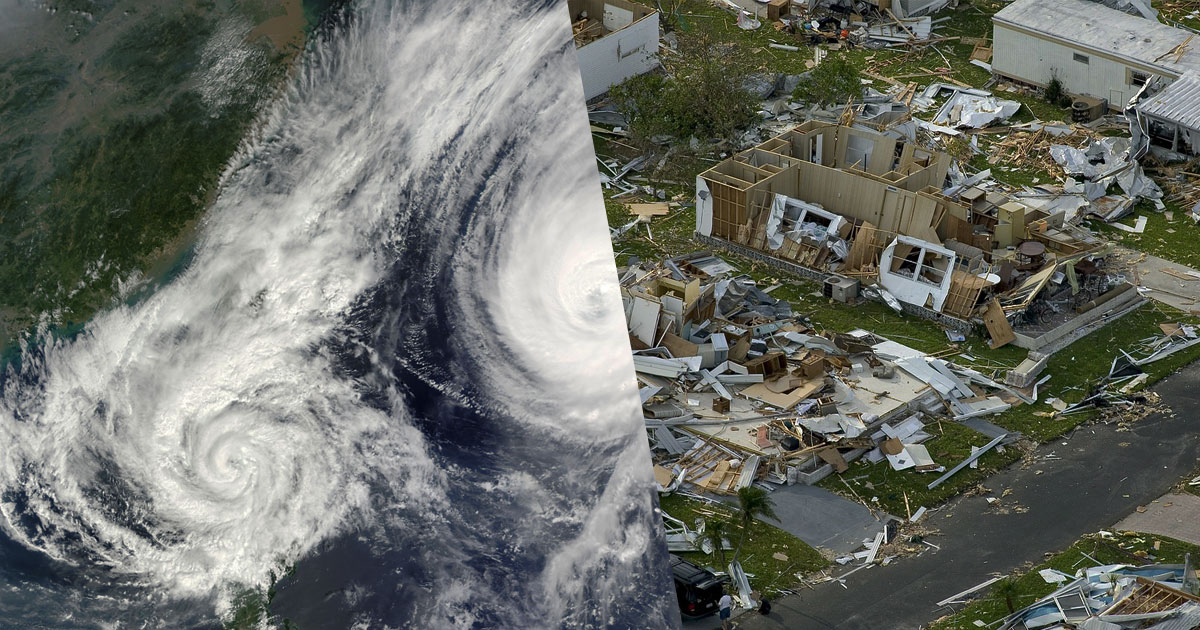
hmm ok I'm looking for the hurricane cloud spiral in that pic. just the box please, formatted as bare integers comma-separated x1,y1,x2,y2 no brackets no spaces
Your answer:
0,0,677,627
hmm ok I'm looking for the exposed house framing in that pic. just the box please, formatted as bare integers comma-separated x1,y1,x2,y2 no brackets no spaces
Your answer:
697,121,953,244
1103,576,1200,617
694,122,1137,351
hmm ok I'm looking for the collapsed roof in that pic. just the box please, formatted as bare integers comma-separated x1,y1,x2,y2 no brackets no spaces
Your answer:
694,122,1141,352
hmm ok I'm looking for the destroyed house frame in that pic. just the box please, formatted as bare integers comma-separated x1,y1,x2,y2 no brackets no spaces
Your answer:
693,122,1137,348
696,122,952,244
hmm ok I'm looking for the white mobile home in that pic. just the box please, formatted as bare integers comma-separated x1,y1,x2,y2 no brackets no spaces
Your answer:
992,0,1200,110
568,0,659,101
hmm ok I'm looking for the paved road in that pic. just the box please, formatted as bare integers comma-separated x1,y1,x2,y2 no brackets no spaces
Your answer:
759,483,883,555
697,360,1200,630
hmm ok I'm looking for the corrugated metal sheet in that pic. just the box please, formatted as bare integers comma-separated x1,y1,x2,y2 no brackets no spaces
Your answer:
994,0,1200,76
1144,602,1200,630
1137,71,1200,131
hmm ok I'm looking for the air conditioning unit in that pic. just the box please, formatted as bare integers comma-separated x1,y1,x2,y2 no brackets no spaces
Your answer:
1071,96,1108,123
823,276,859,303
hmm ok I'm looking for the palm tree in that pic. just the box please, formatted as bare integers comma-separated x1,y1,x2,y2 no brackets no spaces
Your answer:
732,486,779,564
991,577,1021,615
701,516,732,568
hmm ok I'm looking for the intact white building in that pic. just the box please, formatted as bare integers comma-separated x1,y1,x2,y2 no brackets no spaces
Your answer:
992,0,1200,110
568,0,659,101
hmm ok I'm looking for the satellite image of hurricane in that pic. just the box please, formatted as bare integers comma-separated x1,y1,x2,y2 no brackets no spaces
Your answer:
0,0,678,628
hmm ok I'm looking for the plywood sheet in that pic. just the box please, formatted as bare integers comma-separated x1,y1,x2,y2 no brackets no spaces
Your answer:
816,447,849,473
740,381,818,410
628,202,669,217
983,297,1016,349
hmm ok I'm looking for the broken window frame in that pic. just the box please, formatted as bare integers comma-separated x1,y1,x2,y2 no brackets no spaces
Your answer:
915,250,948,287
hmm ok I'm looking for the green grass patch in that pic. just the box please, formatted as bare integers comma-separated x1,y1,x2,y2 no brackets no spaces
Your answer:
990,302,1200,442
928,531,1200,630
818,419,1022,519
1154,0,1200,31
1175,466,1200,498
659,493,829,596
1093,201,1200,270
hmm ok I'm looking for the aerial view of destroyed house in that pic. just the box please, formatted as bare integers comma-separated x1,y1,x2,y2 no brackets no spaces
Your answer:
578,0,1200,627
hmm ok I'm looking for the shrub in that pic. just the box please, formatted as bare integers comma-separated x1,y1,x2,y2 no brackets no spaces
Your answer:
609,33,760,146
792,55,862,108
1045,74,1072,108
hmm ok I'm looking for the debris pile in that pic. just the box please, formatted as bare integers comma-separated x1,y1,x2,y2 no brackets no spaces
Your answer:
996,561,1200,629
627,252,1034,493
695,121,1142,352
1035,322,1189,423
1049,137,1164,220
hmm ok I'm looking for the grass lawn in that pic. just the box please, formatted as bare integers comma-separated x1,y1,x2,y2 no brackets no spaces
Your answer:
818,420,1022,519
927,531,1200,630
1093,201,1200,271
658,493,830,597
990,302,1200,442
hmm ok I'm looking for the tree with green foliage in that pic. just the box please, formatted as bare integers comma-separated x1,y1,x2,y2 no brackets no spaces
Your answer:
792,56,862,108
732,486,779,564
700,516,732,568
991,576,1021,615
609,33,759,148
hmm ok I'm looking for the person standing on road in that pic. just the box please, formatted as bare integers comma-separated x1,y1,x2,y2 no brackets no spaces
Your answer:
718,591,733,630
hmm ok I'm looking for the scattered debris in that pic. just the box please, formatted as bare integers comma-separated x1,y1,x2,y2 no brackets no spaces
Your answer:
632,250,1046,500
695,121,1143,353
998,563,1200,629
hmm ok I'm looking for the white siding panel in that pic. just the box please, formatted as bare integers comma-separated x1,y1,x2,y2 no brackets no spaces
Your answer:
575,13,659,101
993,24,1148,108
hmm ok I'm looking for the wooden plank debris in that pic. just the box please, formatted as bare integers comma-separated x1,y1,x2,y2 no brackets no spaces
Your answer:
628,202,670,218
982,298,1016,349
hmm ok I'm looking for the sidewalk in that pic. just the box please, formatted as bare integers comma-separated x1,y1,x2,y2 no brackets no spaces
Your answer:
1115,492,1200,546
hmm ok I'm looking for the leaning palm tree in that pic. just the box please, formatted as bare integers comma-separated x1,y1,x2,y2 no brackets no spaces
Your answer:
992,576,1021,615
700,516,732,568
732,486,779,564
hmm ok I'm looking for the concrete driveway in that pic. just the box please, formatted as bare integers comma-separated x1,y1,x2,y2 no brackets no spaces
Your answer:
1115,492,1200,546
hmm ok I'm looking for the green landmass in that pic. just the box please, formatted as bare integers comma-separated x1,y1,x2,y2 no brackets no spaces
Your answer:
0,0,323,346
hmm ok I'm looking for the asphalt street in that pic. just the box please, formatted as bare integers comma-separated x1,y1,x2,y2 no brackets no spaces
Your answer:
693,359,1200,630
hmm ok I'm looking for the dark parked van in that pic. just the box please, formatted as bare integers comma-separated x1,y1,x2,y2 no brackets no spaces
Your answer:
670,554,728,619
